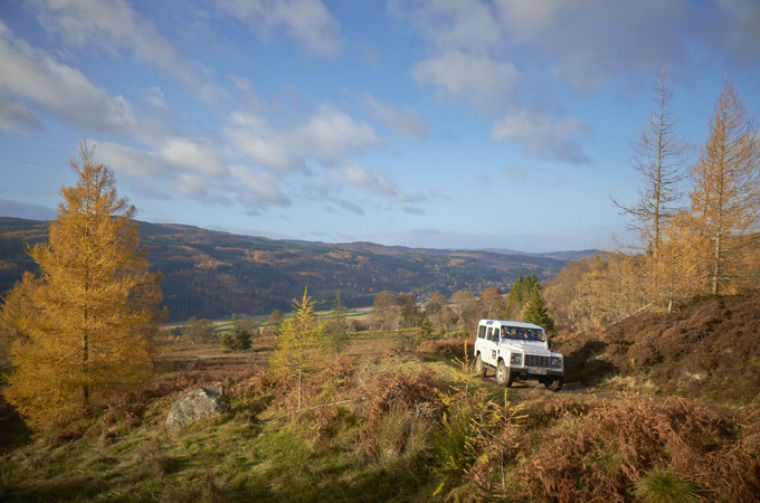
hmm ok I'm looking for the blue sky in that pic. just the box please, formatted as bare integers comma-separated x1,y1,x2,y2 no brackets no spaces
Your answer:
1,0,759,252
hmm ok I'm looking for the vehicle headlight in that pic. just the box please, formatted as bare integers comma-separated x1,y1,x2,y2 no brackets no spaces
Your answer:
510,352,523,365
550,356,563,368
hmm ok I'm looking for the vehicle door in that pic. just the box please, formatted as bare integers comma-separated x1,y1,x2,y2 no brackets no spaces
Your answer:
484,326,500,366
475,323,487,359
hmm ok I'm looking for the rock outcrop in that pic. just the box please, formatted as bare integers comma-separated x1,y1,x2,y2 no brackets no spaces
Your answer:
165,386,229,435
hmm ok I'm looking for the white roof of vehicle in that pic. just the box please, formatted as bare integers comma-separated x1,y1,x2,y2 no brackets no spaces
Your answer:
479,319,544,330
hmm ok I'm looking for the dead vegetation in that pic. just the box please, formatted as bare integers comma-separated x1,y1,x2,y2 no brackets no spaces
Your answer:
505,398,760,502
2,292,760,501
559,292,760,402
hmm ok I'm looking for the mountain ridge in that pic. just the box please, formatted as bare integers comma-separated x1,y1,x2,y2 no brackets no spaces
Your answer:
0,216,589,321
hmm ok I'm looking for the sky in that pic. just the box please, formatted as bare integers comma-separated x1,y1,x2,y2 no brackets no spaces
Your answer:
1,0,759,253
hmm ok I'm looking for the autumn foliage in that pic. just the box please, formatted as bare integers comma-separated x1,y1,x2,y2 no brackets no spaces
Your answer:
1,145,164,431
547,79,759,333
269,289,328,410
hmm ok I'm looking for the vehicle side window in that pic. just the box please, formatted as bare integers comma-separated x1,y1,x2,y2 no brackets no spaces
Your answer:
486,327,493,340
493,328,500,340
477,325,486,339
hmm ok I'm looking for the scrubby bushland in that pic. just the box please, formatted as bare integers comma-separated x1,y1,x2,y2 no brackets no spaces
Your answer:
558,292,760,402
502,398,760,503
3,301,759,502
220,320,252,351
3,352,759,502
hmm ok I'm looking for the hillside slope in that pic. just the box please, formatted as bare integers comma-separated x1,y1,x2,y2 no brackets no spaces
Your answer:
0,217,567,321
559,292,760,403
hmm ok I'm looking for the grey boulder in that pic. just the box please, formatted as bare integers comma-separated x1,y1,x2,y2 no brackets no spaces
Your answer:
165,386,229,435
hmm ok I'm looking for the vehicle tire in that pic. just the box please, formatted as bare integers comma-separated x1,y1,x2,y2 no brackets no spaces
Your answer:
474,353,487,377
545,377,563,392
496,360,512,387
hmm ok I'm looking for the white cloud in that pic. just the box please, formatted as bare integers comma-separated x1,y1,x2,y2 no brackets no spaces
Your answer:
215,0,342,57
229,165,290,205
495,0,693,90
230,130,300,172
0,21,136,134
339,199,364,215
96,141,171,177
402,205,425,215
30,0,220,101
293,105,382,162
143,86,167,109
173,172,212,198
390,0,502,54
229,106,382,167
96,138,292,209
363,94,428,142
0,91,41,133
493,0,562,42
336,163,425,204
491,111,590,164
709,0,760,68
97,139,225,187
160,137,226,176
227,112,303,172
412,51,518,110
396,0,720,97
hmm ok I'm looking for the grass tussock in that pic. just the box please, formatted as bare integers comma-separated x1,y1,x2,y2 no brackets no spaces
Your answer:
635,469,700,503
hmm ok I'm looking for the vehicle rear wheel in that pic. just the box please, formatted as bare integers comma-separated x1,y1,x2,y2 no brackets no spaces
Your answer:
496,360,512,387
544,377,563,392
474,353,486,377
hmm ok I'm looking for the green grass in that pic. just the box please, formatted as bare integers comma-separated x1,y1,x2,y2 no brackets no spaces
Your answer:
635,469,700,503
0,367,437,502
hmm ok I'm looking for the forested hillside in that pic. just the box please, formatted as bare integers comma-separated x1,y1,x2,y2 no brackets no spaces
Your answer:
0,217,580,321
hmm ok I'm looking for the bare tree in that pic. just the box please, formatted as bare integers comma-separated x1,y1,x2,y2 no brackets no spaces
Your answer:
615,68,687,255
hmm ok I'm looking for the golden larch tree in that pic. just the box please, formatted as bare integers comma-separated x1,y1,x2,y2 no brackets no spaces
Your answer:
269,289,327,410
655,210,704,312
688,80,759,294
2,144,165,431
0,272,39,372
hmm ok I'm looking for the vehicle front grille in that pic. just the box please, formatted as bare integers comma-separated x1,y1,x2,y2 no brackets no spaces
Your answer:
525,354,550,368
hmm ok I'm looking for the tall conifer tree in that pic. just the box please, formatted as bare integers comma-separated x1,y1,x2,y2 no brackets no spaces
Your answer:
3,144,164,430
523,288,557,337
688,80,759,294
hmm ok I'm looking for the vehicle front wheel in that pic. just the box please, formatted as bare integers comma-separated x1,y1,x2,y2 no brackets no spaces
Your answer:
495,360,513,387
474,353,487,377
545,377,563,392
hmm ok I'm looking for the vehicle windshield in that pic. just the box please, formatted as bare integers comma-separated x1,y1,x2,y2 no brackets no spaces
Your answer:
501,326,545,342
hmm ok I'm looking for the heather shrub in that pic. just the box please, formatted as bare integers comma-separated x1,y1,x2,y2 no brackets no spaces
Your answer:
506,397,759,502
220,328,251,351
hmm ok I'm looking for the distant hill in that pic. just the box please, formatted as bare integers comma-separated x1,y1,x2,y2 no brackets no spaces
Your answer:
0,217,579,321
484,248,602,261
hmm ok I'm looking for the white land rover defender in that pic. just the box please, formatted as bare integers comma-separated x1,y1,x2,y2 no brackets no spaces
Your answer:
473,319,564,391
